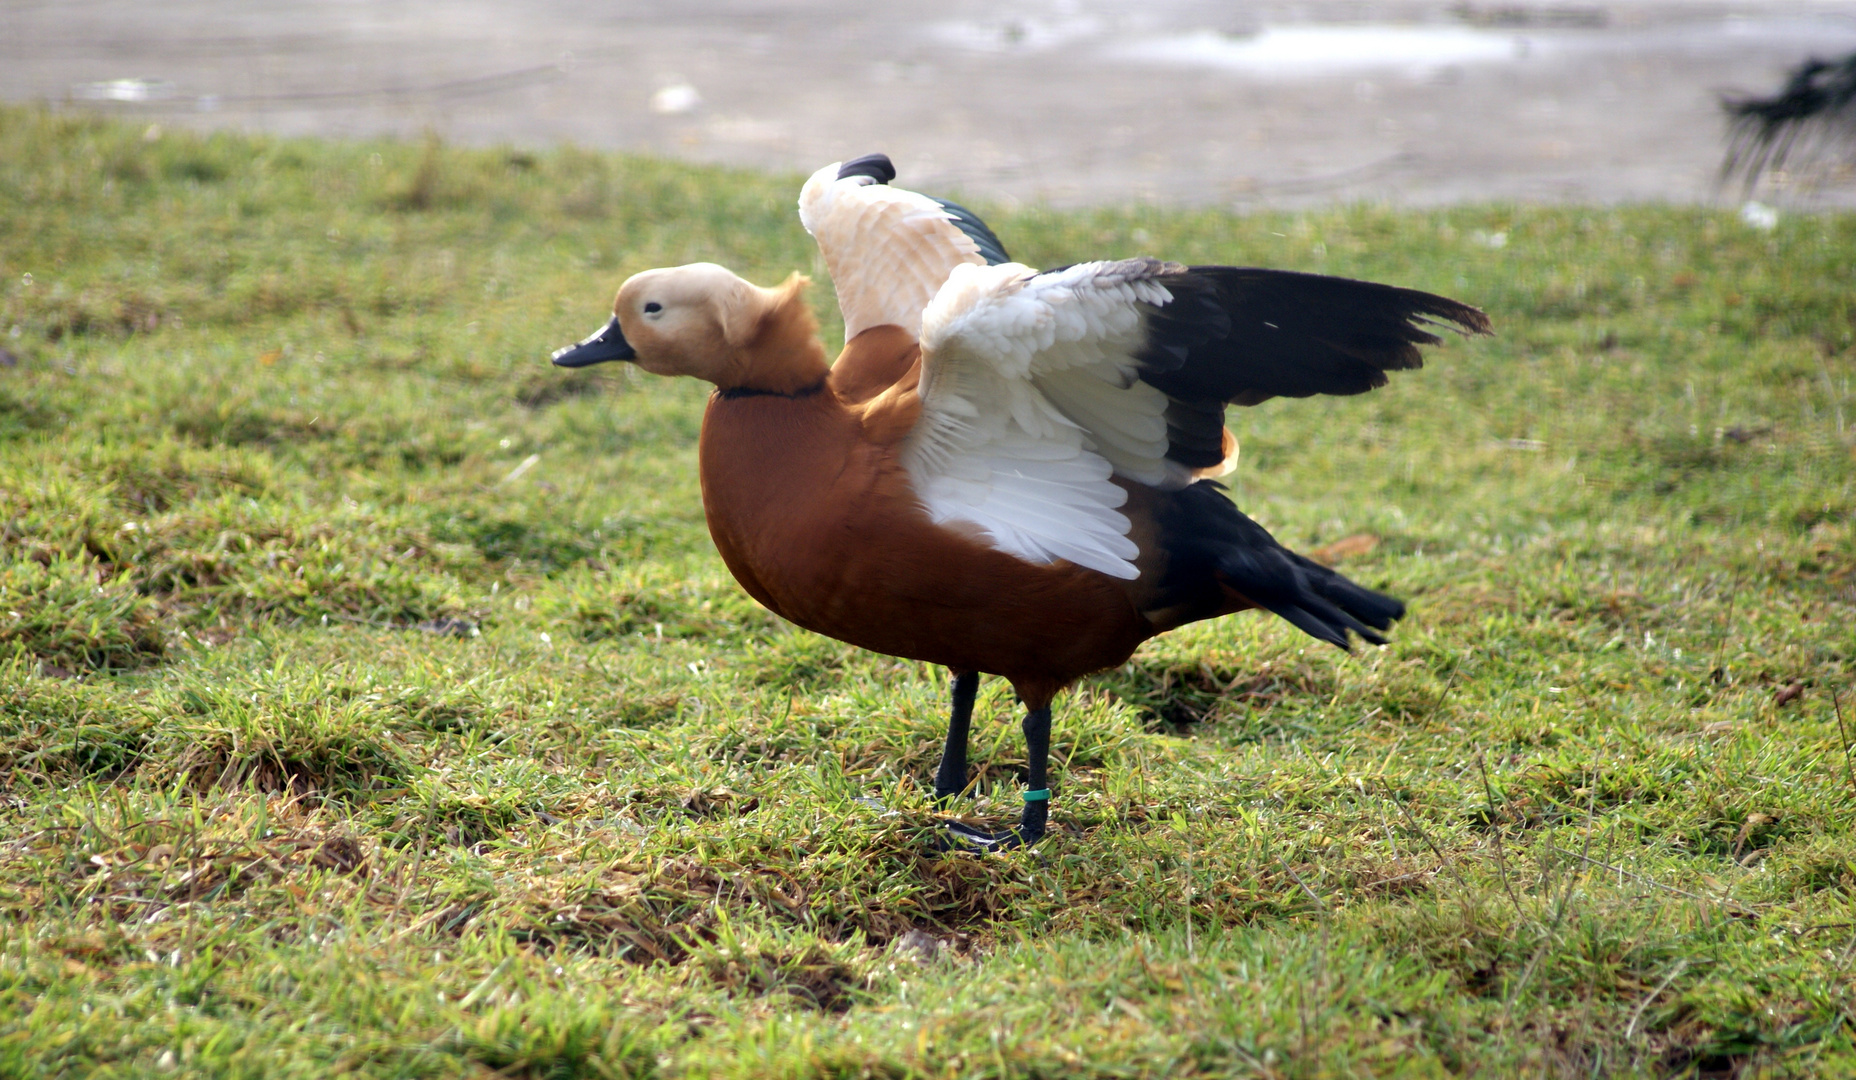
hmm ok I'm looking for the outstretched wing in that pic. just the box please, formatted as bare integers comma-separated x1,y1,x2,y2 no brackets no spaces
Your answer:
903,260,1185,580
798,155,1010,341
1132,265,1490,471
901,258,1490,580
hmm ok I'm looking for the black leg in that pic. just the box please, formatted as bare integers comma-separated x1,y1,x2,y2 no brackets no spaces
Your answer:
933,670,979,802
943,703,1051,851
1017,705,1050,841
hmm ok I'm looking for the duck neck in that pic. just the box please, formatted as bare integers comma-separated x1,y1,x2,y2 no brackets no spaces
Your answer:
715,278,831,397
718,377,825,401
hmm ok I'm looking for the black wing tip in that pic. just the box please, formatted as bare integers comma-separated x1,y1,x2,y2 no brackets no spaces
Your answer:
931,196,1012,266
1186,265,1493,338
835,153,1014,264
837,153,897,184
1417,297,1494,338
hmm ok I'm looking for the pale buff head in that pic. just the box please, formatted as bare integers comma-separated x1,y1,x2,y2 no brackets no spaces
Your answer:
552,263,819,392
608,263,762,383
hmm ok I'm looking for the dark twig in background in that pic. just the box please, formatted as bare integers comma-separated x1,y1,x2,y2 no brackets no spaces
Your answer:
1721,52,1856,192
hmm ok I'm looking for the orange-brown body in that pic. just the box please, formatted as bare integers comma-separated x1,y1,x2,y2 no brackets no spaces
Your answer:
696,321,1252,708
566,265,1304,723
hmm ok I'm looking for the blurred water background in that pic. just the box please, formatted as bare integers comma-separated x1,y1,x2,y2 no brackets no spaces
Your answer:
4,0,1855,207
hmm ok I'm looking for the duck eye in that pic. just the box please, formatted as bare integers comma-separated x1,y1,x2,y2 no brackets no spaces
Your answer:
643,301,662,314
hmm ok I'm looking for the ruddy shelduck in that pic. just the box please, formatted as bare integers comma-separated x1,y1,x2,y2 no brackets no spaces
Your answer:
553,155,1490,848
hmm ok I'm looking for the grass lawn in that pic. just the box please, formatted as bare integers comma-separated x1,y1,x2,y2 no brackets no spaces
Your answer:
2,105,1855,1078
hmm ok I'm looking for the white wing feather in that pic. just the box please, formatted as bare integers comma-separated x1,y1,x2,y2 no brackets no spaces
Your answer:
903,261,1193,580
798,163,985,340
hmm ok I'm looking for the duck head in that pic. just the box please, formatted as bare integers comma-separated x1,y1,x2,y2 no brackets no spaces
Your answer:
551,263,826,394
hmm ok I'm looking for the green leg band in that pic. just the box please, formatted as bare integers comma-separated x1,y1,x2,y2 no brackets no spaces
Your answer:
1022,788,1051,802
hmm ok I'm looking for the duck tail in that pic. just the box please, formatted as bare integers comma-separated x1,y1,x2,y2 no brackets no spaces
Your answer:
1157,481,1404,650
1214,538,1404,650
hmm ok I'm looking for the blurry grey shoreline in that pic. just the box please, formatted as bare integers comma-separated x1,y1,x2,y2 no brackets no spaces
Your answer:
6,0,1856,209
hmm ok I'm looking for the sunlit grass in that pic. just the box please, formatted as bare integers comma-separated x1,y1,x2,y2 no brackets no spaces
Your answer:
3,104,1855,1077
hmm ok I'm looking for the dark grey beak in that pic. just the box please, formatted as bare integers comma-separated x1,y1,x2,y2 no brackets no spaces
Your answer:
551,316,634,368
